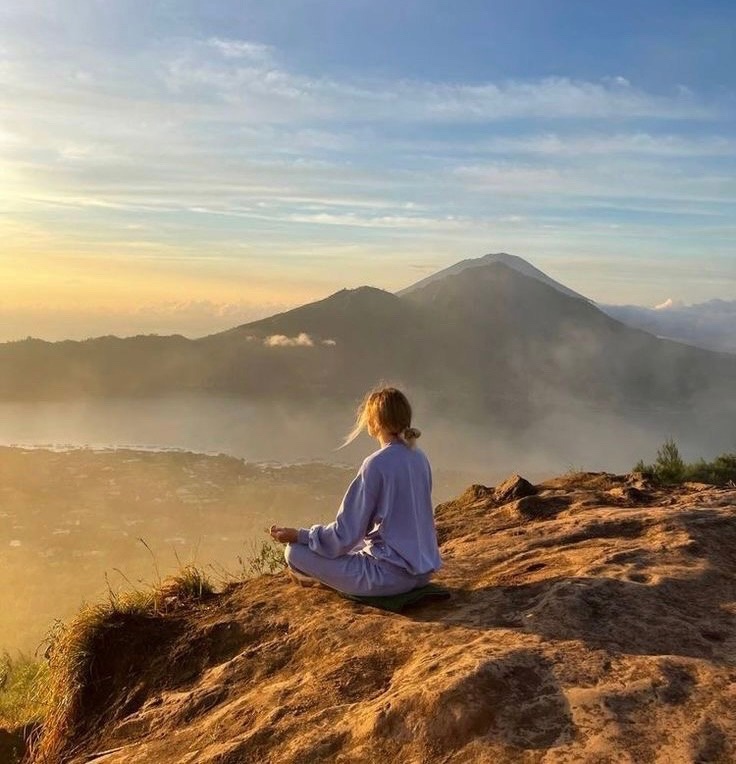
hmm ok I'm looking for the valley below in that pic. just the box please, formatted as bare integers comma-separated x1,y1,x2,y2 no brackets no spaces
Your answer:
0,446,474,656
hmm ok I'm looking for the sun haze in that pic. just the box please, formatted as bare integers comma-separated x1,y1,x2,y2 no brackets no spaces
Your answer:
1,0,734,340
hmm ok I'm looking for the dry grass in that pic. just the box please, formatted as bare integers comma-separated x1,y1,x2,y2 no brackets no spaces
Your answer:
0,653,48,730
29,565,215,764
28,539,284,763
205,539,286,587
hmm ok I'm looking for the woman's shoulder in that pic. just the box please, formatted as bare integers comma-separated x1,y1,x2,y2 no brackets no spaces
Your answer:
365,443,429,470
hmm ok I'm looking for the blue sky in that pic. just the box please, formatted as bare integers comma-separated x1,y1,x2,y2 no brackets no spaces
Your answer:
0,0,734,339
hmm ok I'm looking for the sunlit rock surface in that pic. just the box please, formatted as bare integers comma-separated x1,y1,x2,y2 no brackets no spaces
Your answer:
37,472,736,763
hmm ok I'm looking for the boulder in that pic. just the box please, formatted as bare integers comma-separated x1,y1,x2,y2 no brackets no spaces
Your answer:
493,473,537,504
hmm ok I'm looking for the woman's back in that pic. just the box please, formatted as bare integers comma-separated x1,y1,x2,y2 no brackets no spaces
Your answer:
361,441,442,576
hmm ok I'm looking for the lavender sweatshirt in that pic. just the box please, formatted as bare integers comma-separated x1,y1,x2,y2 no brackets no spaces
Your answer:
297,441,442,576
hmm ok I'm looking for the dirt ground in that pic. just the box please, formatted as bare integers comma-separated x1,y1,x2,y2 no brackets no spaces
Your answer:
36,472,736,763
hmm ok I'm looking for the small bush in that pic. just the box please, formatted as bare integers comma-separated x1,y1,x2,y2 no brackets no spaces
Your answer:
240,540,286,577
654,439,686,484
634,441,736,486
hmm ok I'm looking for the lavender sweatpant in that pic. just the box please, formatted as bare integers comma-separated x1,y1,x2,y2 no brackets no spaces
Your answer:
284,542,431,596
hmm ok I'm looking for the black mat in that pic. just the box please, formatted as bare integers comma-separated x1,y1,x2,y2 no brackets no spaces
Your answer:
341,583,451,612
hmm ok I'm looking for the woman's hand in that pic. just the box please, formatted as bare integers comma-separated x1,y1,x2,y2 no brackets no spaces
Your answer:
269,525,298,544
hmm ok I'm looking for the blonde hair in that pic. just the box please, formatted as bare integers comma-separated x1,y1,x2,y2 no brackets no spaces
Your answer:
340,386,421,449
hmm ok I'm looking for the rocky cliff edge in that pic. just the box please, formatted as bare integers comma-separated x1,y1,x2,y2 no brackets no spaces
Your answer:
33,472,736,764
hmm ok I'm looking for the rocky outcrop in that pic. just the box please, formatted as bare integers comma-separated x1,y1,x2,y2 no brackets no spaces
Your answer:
34,472,736,764
493,473,537,503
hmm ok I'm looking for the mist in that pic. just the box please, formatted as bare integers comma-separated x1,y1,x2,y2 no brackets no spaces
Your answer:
0,390,730,479
1,377,733,657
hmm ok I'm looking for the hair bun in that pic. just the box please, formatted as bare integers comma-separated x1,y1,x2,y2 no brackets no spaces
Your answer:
403,427,421,440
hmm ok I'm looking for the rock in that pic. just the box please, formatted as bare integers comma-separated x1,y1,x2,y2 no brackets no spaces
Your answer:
608,485,652,504
626,471,652,490
493,473,537,504
458,483,494,504
513,494,569,520
35,474,736,764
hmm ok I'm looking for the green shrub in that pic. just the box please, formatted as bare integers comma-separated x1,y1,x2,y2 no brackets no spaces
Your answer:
634,441,736,486
654,439,686,484
240,540,286,577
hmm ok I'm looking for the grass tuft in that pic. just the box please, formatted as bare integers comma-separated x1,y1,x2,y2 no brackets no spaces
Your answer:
240,539,287,578
30,564,214,763
0,653,48,730
22,538,284,762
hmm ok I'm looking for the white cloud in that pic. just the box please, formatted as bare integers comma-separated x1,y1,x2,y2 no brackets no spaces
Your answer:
602,76,631,87
264,332,315,347
261,333,337,347
453,158,736,205
653,297,685,310
0,27,733,309
207,38,274,63
160,42,712,123
286,212,465,230
456,133,736,158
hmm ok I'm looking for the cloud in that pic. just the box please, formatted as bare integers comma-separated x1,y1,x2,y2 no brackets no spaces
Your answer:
160,40,713,123
0,300,291,342
207,38,274,63
262,333,337,347
133,299,275,320
0,26,733,309
453,158,735,205
264,333,315,347
286,212,464,230
448,133,736,159
653,297,685,310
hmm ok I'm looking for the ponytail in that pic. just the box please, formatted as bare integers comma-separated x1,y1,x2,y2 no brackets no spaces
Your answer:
398,426,421,448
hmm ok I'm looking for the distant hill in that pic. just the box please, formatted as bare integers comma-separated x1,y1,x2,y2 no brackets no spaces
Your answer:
0,256,734,442
601,299,736,355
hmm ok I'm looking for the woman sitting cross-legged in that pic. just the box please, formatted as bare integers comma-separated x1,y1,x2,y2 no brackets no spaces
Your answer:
269,386,442,596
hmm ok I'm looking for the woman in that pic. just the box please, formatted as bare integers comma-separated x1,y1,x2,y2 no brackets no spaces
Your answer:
269,387,442,596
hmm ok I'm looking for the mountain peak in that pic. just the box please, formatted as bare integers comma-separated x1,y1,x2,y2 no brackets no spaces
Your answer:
328,285,396,302
210,285,399,340
398,252,590,303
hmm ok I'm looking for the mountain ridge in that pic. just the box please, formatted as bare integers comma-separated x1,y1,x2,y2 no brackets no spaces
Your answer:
0,255,733,463
601,298,736,355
